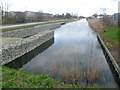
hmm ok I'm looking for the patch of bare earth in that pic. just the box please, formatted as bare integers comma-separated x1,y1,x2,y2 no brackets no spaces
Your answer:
87,18,119,68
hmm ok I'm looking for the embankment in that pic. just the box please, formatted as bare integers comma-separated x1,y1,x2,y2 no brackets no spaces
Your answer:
1,23,62,65
2,23,61,38
87,18,120,80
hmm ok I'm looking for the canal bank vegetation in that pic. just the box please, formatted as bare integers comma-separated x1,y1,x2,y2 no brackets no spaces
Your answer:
2,59,99,88
101,26,118,49
1,20,65,32
1,3,80,25
1,37,22,45
49,59,100,86
87,17,119,68
2,66,97,88
1,19,79,32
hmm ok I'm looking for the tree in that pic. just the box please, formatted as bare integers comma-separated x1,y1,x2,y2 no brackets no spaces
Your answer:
1,0,9,18
65,13,72,19
35,11,44,22
12,12,26,23
61,13,65,18
93,13,98,18
100,8,106,16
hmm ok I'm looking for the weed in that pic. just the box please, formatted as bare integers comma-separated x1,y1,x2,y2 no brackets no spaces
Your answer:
2,65,96,88
59,60,81,84
84,68,99,86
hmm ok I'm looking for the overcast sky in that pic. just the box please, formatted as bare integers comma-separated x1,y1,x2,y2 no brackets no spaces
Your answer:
1,0,119,17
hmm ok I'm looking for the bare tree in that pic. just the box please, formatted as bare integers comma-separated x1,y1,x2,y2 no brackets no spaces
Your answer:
35,11,44,22
93,13,98,18
1,0,10,24
100,8,106,16
14,12,26,23
65,13,72,19
100,8,112,27
102,16,113,27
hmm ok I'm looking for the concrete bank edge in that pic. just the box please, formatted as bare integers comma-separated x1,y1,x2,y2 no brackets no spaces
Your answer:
1,30,54,65
97,33,120,78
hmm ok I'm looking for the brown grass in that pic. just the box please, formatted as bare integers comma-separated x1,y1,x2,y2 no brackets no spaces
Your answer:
60,61,81,84
49,59,99,85
84,68,99,86
49,59,81,84
87,18,104,33
87,18,119,68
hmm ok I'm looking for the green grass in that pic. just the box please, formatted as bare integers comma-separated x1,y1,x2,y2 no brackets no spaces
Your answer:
2,66,97,88
100,26,119,49
101,26,119,42
1,20,66,32
2,66,62,88
1,38,21,44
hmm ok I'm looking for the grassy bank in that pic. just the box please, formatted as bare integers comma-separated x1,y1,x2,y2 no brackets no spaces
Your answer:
101,26,118,41
1,19,80,32
101,26,119,49
87,18,119,67
1,20,66,32
2,19,97,88
2,66,95,88
87,18,104,33
1,38,22,45
2,66,62,88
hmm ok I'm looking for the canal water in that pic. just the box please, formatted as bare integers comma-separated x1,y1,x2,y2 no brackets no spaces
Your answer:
6,19,118,87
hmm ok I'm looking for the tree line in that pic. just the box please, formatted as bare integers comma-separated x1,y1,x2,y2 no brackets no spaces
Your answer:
1,10,79,24
0,1,81,24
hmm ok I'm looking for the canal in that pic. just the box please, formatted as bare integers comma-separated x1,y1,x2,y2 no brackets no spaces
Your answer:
6,19,118,88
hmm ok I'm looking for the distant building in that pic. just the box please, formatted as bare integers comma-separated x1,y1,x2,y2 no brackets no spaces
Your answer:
9,11,24,17
111,13,120,26
42,13,53,18
25,11,53,20
79,16,85,19
25,11,36,18
113,13,120,20
10,11,53,19
98,14,104,18
88,14,103,19
88,16,96,19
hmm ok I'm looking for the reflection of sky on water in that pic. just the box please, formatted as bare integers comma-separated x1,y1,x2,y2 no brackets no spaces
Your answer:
23,19,118,88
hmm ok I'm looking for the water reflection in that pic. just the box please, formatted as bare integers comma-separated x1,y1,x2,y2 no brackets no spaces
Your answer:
5,19,119,88
5,38,54,69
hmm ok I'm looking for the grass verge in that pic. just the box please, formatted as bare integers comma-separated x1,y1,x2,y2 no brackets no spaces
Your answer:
2,66,96,88
2,66,63,88
100,26,119,49
1,20,66,32
87,18,119,67
1,19,80,32
101,26,118,42
1,38,22,45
